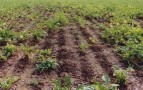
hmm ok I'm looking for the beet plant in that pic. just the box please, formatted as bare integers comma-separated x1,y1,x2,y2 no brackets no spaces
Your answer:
0,29,16,44
0,44,16,62
79,43,90,52
0,76,19,90
20,44,35,60
36,58,58,72
46,12,69,30
31,29,47,40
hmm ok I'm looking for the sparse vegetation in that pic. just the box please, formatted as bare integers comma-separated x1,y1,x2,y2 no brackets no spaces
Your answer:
28,79,39,87
113,66,127,85
0,0,143,89
0,76,19,90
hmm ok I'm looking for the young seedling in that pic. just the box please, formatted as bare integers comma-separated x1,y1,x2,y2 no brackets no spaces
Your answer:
77,75,119,90
31,29,47,40
89,37,98,45
16,31,31,42
112,66,127,85
36,48,52,61
0,29,15,44
0,76,20,90
3,44,16,58
28,79,39,87
0,52,7,62
46,12,69,30
38,48,52,57
20,44,35,60
35,58,58,73
0,44,16,62
53,75,71,90
79,43,90,51
73,16,86,26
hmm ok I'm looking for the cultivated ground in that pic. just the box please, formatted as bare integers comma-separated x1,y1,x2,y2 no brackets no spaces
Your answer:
0,0,143,90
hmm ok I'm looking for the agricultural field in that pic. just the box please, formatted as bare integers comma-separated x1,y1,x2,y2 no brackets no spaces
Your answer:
0,0,143,90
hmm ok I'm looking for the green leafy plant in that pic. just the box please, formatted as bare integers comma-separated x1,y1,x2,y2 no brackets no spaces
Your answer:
0,44,16,61
0,76,19,90
16,31,31,42
78,75,119,90
20,44,35,59
38,48,52,57
36,48,52,61
79,43,90,51
112,66,127,85
36,58,58,72
73,16,86,26
117,43,143,67
0,29,15,44
0,53,7,62
102,23,143,67
53,75,71,90
46,12,69,30
31,29,47,40
28,79,39,87
89,37,98,45
3,44,16,58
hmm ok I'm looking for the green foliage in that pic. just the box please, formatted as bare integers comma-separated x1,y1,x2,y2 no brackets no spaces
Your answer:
36,58,58,72
113,66,127,85
72,16,86,26
53,75,71,90
53,75,119,90
46,12,69,30
102,24,143,45
89,37,98,45
31,29,47,40
0,29,15,43
0,76,19,90
28,79,39,87
102,23,143,66
3,44,16,58
20,44,35,59
16,31,31,42
0,44,16,61
79,43,90,51
78,75,119,90
0,53,7,61
117,44,143,64
36,48,52,61
38,48,52,57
